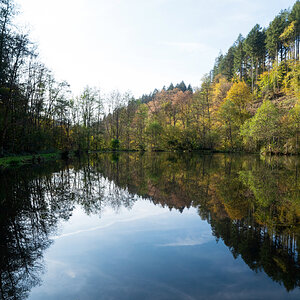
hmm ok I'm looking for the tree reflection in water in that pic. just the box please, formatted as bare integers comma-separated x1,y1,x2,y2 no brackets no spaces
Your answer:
0,153,299,298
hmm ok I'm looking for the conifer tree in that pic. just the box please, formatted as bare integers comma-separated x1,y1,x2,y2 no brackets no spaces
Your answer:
266,10,289,62
233,34,246,80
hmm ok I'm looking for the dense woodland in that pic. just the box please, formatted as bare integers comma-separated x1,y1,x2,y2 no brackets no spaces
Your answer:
0,0,299,156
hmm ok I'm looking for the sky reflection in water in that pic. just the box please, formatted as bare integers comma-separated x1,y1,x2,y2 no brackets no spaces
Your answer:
29,200,300,300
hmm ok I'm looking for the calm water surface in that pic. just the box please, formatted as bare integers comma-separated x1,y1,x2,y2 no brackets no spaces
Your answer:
1,153,300,299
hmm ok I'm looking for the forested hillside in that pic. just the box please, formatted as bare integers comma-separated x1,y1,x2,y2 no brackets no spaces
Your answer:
0,0,299,156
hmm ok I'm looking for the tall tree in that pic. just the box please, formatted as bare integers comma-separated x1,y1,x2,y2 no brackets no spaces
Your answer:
288,0,300,60
266,10,289,63
233,34,246,80
245,24,266,91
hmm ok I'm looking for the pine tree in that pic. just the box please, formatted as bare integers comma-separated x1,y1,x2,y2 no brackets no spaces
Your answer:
187,84,193,92
168,83,174,91
219,46,235,80
266,10,289,62
212,52,224,78
176,81,187,92
233,34,246,80
288,0,300,60
245,24,266,91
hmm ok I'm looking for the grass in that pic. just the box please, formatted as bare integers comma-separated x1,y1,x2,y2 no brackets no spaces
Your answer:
0,152,59,169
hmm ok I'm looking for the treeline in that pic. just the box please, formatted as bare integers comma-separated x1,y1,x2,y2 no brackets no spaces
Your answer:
97,1,299,154
140,81,193,104
0,0,299,156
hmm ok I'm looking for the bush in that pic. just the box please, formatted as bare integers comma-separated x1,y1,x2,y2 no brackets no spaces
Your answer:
111,139,120,150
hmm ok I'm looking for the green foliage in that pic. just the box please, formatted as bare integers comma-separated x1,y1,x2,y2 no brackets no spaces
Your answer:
258,69,278,98
233,34,246,80
245,24,266,60
280,21,296,48
282,61,300,98
258,60,299,99
110,138,120,150
219,46,235,80
219,99,243,150
289,1,300,37
241,101,281,153
285,101,300,154
266,10,289,61
146,121,163,150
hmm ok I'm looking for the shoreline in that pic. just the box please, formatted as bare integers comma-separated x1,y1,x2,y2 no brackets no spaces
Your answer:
0,152,59,169
1,149,298,170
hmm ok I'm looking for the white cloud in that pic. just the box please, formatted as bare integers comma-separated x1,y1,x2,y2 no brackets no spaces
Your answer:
158,234,213,247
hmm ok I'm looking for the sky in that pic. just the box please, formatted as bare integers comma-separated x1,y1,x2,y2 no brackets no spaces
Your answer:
15,0,296,98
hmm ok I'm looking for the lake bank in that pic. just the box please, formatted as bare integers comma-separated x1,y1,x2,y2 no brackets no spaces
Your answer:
1,147,299,170
0,152,59,169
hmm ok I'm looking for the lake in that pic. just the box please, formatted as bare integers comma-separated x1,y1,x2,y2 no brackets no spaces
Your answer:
0,152,299,300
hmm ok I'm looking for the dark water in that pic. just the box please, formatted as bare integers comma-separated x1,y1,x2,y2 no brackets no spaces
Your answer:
0,153,300,300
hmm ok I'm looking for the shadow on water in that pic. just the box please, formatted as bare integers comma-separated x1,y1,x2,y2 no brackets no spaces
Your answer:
0,152,299,298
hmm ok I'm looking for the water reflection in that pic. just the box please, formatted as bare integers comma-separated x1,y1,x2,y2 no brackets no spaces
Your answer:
0,163,73,299
0,153,299,299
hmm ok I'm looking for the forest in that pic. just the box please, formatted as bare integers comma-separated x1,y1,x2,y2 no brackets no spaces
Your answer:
0,0,299,156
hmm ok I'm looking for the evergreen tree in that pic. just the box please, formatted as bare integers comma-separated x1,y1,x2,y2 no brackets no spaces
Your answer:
219,46,236,80
233,34,246,80
288,0,300,60
212,52,224,78
176,81,187,92
266,10,289,62
167,83,174,91
245,24,266,91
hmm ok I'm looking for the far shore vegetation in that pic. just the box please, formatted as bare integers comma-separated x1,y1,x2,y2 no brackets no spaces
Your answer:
0,0,299,159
